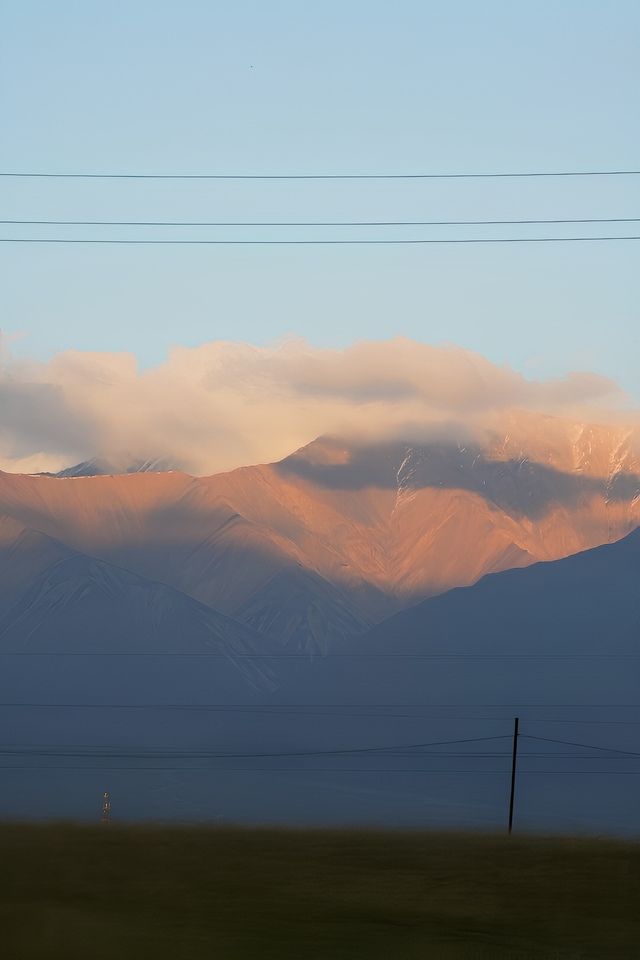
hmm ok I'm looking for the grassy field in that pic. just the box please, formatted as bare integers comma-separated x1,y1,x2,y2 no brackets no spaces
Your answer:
2,824,640,959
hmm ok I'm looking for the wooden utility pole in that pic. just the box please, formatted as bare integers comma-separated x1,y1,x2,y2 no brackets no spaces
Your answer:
508,717,519,834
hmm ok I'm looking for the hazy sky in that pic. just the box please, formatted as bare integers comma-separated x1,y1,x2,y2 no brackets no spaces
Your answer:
2,1,639,394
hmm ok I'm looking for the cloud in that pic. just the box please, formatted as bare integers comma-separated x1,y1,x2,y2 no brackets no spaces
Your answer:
0,336,632,475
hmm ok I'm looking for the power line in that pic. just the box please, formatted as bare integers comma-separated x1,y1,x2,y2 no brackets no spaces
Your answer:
0,702,513,713
1,169,640,180
6,765,640,773
3,729,640,780
2,217,639,227
1,698,636,706
2,236,639,245
42,751,640,759
1,695,637,710
1,754,635,761
2,703,640,724
0,734,512,761
515,718,640,726
2,652,640,658
2,758,640,772
0,737,635,760
524,735,640,758
3,750,584,759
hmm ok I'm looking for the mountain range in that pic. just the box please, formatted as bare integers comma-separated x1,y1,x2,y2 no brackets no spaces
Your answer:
1,413,640,827
293,525,640,705
0,411,638,656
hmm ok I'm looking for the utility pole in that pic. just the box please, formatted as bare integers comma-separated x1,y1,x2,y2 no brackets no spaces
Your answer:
508,717,519,834
101,790,111,825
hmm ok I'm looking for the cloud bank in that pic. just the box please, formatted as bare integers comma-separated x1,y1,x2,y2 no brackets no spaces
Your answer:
0,337,633,475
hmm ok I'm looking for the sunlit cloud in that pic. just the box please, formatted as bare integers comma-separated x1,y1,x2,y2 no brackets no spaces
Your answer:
0,336,633,475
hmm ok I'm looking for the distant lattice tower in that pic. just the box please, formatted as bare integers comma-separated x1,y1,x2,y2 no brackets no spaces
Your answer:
101,790,111,824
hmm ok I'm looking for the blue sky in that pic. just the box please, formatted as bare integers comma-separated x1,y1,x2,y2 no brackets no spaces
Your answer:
2,0,639,395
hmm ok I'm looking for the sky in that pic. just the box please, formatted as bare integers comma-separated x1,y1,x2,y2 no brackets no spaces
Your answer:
1,0,639,441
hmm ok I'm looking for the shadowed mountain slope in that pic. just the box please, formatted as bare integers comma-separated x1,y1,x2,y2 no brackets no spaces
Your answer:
289,528,640,705
365,526,640,653
0,524,276,692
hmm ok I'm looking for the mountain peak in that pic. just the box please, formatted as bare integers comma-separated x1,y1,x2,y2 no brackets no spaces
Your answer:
45,456,181,478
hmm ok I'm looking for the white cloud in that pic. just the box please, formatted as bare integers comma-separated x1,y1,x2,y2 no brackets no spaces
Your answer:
0,336,632,475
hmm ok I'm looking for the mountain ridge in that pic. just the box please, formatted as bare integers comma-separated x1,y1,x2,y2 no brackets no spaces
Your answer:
285,526,640,706
0,522,277,691
0,413,638,651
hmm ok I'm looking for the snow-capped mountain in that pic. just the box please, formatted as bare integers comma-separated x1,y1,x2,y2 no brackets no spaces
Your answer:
0,411,638,653
48,456,179,478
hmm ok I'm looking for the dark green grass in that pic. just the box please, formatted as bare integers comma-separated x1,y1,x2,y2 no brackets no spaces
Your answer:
2,824,640,959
